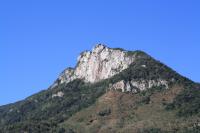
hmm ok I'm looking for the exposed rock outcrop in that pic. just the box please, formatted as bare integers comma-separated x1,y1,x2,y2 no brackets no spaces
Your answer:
75,44,137,82
58,68,75,84
51,44,169,92
52,91,64,98
53,44,137,86
109,79,169,93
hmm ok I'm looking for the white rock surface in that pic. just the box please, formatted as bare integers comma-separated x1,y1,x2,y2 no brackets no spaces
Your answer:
51,44,170,92
109,80,126,92
56,44,137,84
75,44,136,82
52,91,64,98
131,79,169,91
58,68,75,84
109,79,169,93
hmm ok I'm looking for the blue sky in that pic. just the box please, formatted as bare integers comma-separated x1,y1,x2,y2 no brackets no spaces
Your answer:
0,0,200,105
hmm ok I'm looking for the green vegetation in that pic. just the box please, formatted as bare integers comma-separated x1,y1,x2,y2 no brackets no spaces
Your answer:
113,48,125,51
110,52,186,85
138,128,162,133
137,86,165,105
0,79,109,132
166,84,200,117
0,50,199,132
98,108,111,116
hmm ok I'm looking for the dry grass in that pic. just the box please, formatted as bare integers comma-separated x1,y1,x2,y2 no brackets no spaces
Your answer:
60,85,199,133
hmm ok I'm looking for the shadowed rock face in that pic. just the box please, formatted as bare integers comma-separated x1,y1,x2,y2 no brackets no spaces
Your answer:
55,44,138,85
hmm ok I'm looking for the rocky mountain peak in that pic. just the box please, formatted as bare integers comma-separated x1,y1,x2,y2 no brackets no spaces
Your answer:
51,44,180,94
2,44,198,132
53,44,140,86
92,44,107,53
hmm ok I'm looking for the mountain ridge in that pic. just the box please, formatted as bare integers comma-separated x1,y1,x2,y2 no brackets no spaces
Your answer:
0,44,199,133
52,44,143,86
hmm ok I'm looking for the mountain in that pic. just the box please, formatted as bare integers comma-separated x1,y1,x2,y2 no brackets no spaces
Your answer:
0,44,200,133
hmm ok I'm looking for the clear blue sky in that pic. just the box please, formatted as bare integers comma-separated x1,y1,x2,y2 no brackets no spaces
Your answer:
0,0,200,105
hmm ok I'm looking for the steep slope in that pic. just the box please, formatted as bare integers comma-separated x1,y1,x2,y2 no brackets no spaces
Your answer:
0,44,199,133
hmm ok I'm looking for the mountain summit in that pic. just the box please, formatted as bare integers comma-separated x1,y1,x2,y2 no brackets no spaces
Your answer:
52,44,173,93
0,44,200,133
55,44,138,84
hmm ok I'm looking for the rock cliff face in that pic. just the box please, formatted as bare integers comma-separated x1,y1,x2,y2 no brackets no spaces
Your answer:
52,44,169,92
109,79,169,93
55,44,137,84
75,44,136,82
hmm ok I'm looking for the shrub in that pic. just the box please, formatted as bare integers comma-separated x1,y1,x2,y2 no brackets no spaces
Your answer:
98,108,111,116
166,84,200,117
